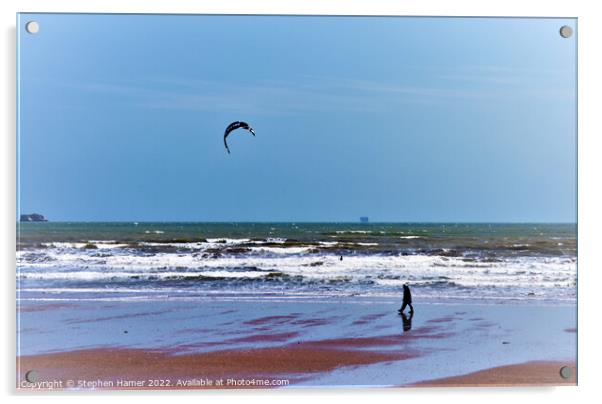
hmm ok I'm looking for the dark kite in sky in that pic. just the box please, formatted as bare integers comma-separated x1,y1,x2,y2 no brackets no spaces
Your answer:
224,121,256,154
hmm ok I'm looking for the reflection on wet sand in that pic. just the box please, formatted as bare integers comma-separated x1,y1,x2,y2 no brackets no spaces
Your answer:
400,311,414,332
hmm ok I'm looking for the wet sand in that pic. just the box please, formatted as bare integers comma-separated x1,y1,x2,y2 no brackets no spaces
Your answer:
411,361,576,387
17,299,577,389
18,339,419,389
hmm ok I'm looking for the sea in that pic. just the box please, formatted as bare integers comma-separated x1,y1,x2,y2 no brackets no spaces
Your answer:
16,222,577,304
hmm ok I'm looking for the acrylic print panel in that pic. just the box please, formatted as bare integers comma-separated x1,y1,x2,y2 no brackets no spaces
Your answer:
16,14,577,389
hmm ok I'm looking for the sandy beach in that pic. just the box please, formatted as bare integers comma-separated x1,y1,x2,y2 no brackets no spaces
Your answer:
17,298,576,389
412,361,576,387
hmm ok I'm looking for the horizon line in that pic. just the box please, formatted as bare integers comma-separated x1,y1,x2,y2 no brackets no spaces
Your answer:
16,220,578,224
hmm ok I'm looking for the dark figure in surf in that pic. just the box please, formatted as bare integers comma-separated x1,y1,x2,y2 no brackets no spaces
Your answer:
400,310,413,332
398,283,414,314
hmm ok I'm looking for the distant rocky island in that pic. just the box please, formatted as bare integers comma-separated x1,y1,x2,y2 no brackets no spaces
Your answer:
20,213,48,222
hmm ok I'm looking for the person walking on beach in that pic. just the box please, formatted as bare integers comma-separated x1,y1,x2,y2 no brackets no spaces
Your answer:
398,283,414,314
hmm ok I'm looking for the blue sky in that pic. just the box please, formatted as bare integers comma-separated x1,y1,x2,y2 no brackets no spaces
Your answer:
18,15,576,222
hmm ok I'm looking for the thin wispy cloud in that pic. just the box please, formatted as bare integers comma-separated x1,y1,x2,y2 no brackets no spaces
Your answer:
62,63,574,116
434,64,573,86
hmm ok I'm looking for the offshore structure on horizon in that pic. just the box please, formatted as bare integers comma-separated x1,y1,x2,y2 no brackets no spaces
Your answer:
360,216,369,223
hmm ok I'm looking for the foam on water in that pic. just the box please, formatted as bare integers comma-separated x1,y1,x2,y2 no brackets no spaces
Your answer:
17,223,577,303
17,241,576,302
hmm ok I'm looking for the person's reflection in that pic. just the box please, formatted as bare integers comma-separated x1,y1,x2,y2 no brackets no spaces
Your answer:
400,310,414,332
